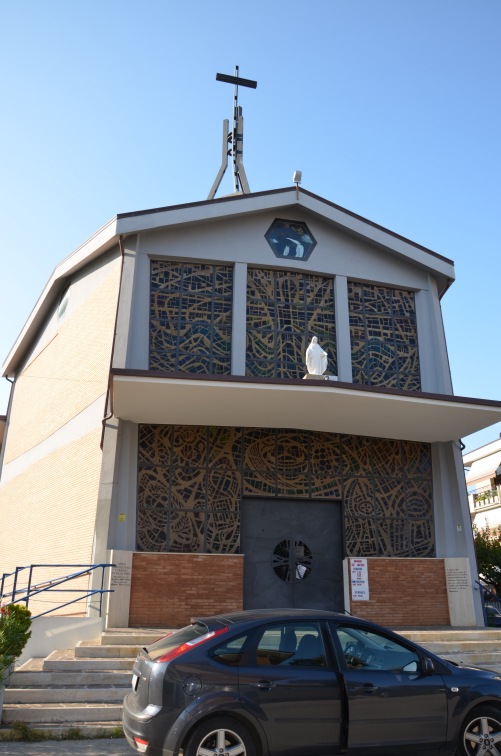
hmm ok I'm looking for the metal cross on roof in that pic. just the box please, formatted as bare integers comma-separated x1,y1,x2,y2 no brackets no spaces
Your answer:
208,66,257,200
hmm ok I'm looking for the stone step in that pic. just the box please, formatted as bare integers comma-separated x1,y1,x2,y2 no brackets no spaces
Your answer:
4,685,128,704
43,649,135,672
75,641,141,658
10,668,132,687
2,702,123,725
0,722,124,739
398,629,501,643
411,640,501,654
434,651,501,665
101,628,170,646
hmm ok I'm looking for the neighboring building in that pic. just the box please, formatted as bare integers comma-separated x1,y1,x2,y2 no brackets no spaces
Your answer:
1,186,501,630
464,436,501,531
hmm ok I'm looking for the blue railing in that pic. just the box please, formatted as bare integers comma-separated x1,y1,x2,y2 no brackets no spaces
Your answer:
475,580,501,627
0,564,114,619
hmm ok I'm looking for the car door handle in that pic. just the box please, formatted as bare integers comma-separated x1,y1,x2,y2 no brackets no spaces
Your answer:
249,680,276,690
352,683,382,695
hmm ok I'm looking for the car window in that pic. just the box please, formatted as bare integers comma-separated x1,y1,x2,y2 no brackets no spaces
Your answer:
211,634,250,666
333,624,419,672
147,622,209,661
254,622,326,668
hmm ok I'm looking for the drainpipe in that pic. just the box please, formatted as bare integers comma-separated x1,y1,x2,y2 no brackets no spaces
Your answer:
0,377,15,481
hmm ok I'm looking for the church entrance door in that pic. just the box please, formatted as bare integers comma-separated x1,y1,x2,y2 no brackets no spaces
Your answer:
241,498,343,611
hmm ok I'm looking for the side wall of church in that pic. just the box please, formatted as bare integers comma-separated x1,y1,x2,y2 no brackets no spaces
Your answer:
0,251,121,602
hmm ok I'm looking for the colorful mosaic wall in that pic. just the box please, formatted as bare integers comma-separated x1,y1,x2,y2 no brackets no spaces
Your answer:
246,269,337,378
348,281,421,390
149,261,233,374
137,425,434,558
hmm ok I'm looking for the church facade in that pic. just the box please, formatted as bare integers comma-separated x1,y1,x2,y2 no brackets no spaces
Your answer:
2,186,501,629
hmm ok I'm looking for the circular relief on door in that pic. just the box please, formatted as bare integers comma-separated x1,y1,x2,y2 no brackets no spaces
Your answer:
272,539,312,582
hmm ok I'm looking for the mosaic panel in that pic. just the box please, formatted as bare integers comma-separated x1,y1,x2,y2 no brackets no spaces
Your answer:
206,513,240,553
373,478,406,517
343,477,375,517
341,436,373,476
137,508,168,551
310,432,342,479
405,479,434,517
207,427,243,468
345,517,379,557
137,426,434,557
246,269,336,378
149,261,232,374
348,281,421,389
172,426,207,467
402,441,432,476
207,470,240,511
372,438,402,477
377,518,410,557
170,468,206,510
408,520,435,557
169,511,205,552
138,425,172,468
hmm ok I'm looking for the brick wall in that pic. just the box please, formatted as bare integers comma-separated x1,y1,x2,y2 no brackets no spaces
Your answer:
129,553,244,627
129,555,449,628
350,558,450,627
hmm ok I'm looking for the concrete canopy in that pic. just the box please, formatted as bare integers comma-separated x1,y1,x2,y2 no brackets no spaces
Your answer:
111,371,501,444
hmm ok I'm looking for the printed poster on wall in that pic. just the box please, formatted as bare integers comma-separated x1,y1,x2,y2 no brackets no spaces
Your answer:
350,558,369,601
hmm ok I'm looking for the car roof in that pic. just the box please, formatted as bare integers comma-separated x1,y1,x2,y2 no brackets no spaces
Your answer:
192,608,349,626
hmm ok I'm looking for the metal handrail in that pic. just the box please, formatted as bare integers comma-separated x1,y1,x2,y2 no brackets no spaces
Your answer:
0,563,114,619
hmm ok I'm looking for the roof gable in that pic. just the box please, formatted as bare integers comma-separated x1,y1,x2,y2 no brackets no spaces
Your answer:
2,186,454,377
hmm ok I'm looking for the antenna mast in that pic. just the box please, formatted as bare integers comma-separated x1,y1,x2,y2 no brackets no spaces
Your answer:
208,66,257,200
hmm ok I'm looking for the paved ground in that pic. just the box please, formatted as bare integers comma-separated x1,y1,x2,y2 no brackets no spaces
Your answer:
0,738,132,756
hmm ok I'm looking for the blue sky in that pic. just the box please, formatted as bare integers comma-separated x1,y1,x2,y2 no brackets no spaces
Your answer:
0,0,499,453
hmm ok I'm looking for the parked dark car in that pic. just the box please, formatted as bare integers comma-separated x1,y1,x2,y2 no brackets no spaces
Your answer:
122,608,501,756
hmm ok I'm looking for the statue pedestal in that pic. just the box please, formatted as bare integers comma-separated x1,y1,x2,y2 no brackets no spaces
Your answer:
303,373,338,381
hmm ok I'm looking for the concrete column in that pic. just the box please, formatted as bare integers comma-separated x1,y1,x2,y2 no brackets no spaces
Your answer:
415,280,453,394
232,262,247,375
432,440,483,625
334,276,352,382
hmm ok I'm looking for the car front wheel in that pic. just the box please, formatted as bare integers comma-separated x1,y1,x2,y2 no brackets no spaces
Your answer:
184,716,257,756
459,706,501,756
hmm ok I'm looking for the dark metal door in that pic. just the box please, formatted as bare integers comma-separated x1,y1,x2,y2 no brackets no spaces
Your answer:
241,498,343,611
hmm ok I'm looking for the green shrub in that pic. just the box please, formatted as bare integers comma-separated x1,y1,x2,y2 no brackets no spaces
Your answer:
0,603,32,685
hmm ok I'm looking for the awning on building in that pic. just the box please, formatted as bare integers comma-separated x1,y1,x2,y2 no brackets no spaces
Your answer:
110,370,501,444
466,452,501,485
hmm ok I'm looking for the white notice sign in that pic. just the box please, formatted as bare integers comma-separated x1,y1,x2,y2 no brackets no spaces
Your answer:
351,558,369,601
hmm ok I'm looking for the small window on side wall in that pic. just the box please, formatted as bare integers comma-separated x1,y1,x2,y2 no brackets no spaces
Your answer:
57,286,70,321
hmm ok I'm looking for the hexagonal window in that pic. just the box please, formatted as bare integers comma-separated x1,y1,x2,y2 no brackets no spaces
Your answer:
265,218,317,261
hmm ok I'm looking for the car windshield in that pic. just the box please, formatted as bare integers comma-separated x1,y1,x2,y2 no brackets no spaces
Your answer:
146,622,209,661
338,626,402,652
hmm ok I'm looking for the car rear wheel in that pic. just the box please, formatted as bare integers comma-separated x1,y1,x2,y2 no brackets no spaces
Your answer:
184,716,257,756
459,706,501,756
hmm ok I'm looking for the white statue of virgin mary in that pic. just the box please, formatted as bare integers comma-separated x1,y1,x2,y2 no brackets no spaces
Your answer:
305,336,328,375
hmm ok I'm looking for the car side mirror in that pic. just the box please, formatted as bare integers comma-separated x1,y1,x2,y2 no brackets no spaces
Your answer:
422,657,435,675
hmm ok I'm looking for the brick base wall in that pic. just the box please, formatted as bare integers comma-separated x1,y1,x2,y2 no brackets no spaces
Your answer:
128,554,450,629
129,553,244,627
350,558,450,627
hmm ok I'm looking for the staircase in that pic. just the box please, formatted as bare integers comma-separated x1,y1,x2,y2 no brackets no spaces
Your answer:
397,628,501,672
2,627,501,736
0,627,168,737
